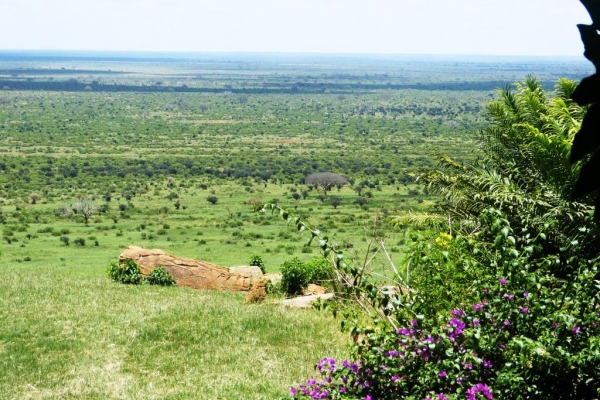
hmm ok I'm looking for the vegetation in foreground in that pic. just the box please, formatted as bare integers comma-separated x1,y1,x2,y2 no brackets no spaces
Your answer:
288,78,600,399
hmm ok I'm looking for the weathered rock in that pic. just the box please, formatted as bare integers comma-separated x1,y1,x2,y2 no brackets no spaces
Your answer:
262,273,282,286
244,281,267,304
119,246,253,291
228,266,263,280
280,293,335,308
302,284,327,295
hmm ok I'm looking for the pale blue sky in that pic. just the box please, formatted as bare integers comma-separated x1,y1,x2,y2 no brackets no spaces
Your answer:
0,0,592,55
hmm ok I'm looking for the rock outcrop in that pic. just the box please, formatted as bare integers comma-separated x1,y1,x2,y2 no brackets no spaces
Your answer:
119,246,253,291
244,281,267,304
302,284,327,295
228,266,264,280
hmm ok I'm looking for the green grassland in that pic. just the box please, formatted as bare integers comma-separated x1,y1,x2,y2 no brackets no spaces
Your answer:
0,52,592,398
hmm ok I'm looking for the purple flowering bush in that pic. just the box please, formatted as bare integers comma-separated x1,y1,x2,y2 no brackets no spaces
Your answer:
289,209,600,399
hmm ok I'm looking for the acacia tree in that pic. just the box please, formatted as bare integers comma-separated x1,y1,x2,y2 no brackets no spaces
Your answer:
74,198,95,226
305,172,348,196
30,193,41,205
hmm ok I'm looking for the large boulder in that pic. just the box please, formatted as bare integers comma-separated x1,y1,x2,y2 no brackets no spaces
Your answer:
228,266,263,280
119,246,253,291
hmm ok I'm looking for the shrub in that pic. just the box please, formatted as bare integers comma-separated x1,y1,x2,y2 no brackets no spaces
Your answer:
249,254,266,274
59,236,69,246
107,259,143,285
73,237,85,246
146,265,176,286
207,196,218,205
280,257,331,296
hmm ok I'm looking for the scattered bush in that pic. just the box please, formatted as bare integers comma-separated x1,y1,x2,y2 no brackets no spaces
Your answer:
280,257,331,296
107,259,143,285
146,265,176,286
249,254,266,274
59,235,69,246
73,237,85,246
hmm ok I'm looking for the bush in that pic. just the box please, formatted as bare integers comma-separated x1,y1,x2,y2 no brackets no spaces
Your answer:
249,254,266,274
146,265,176,286
280,257,331,296
59,235,69,246
207,196,218,205
74,237,85,246
290,209,600,399
107,259,143,285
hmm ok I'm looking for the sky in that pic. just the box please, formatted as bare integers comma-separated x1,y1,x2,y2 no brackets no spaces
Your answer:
0,0,592,56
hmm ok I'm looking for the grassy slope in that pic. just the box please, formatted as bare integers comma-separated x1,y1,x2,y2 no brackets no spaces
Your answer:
0,261,348,399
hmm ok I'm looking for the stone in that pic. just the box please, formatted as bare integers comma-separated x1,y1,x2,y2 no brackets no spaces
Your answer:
302,284,327,295
262,273,282,286
244,280,267,304
119,246,253,291
228,266,263,280
280,293,335,308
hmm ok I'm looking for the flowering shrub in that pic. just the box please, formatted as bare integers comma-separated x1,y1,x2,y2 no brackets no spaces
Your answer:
289,209,600,399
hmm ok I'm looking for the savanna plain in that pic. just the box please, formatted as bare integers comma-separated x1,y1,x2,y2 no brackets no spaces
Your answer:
0,52,592,399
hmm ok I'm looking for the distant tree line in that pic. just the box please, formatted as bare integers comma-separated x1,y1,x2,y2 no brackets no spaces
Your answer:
0,79,555,94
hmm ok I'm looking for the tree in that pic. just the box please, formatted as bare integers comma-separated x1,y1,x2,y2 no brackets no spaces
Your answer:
305,172,348,196
74,198,95,226
329,196,342,209
393,77,595,263
291,192,301,201
30,193,41,205
207,196,218,205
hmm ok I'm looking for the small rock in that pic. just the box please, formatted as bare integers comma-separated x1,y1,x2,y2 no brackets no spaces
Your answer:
263,273,282,286
245,281,267,304
281,293,334,308
302,284,327,295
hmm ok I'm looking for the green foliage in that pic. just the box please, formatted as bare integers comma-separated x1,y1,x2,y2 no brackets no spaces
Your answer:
207,196,218,205
289,207,600,399
280,257,331,296
107,259,143,285
249,254,266,274
146,265,176,286
401,77,594,261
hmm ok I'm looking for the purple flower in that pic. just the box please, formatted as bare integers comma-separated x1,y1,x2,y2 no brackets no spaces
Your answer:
340,387,346,393
519,307,530,315
290,387,298,396
439,370,447,378
499,343,505,349
462,362,473,370
466,383,493,400
500,277,507,285
571,325,581,334
473,319,480,326
456,377,463,384
503,319,511,326
365,395,372,400
438,393,450,400
523,291,529,298
473,303,483,312
483,359,493,369
503,293,515,300
452,309,465,318
391,375,399,382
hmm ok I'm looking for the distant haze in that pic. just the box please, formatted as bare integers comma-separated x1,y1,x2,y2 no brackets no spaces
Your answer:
0,0,592,56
